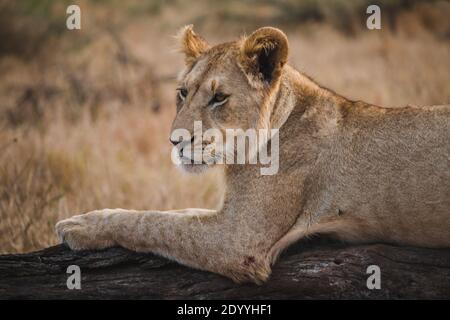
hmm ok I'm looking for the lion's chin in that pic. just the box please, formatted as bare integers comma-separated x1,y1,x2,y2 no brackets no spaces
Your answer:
178,163,210,174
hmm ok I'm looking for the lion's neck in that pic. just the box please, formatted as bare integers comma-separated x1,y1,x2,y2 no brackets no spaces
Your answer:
267,71,298,130
269,65,342,131
223,65,343,179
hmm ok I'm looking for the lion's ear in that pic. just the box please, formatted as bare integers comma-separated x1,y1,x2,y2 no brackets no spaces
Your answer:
240,27,289,85
177,25,210,65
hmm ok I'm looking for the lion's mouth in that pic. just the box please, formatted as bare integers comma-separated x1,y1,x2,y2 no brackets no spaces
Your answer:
178,142,219,165
179,156,206,165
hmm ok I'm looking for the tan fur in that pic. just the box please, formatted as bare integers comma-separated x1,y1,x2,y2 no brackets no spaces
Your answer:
177,24,210,65
56,26,450,284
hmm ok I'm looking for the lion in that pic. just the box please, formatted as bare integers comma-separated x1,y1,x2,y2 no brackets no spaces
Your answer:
56,26,450,284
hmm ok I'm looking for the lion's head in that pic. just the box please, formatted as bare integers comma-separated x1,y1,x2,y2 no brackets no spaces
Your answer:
170,25,288,173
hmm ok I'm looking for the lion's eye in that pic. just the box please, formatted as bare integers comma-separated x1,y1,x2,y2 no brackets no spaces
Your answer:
177,88,188,100
210,93,229,107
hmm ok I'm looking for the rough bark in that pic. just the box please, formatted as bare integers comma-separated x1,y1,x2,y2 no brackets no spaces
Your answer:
1,238,449,299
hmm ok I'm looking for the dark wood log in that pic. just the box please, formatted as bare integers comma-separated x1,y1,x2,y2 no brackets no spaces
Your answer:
1,238,450,299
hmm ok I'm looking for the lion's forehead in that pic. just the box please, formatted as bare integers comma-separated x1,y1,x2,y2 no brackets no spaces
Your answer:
179,50,241,92
181,58,209,86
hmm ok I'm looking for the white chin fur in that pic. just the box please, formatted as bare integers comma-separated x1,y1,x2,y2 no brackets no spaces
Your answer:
178,163,210,174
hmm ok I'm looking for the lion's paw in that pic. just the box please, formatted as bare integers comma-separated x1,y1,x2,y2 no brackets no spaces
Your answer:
55,212,115,250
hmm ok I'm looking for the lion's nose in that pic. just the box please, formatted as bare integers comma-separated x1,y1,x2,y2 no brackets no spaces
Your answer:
170,136,194,146
169,137,180,146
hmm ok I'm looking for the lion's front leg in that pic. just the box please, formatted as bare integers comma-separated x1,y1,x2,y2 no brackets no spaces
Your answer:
55,208,273,284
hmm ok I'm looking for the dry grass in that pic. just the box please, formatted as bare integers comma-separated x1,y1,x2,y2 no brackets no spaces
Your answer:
0,0,449,253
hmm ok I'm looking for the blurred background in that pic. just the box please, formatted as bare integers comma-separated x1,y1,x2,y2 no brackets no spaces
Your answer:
0,0,449,253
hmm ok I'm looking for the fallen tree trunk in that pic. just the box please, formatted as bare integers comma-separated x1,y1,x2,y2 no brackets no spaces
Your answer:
1,239,450,299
